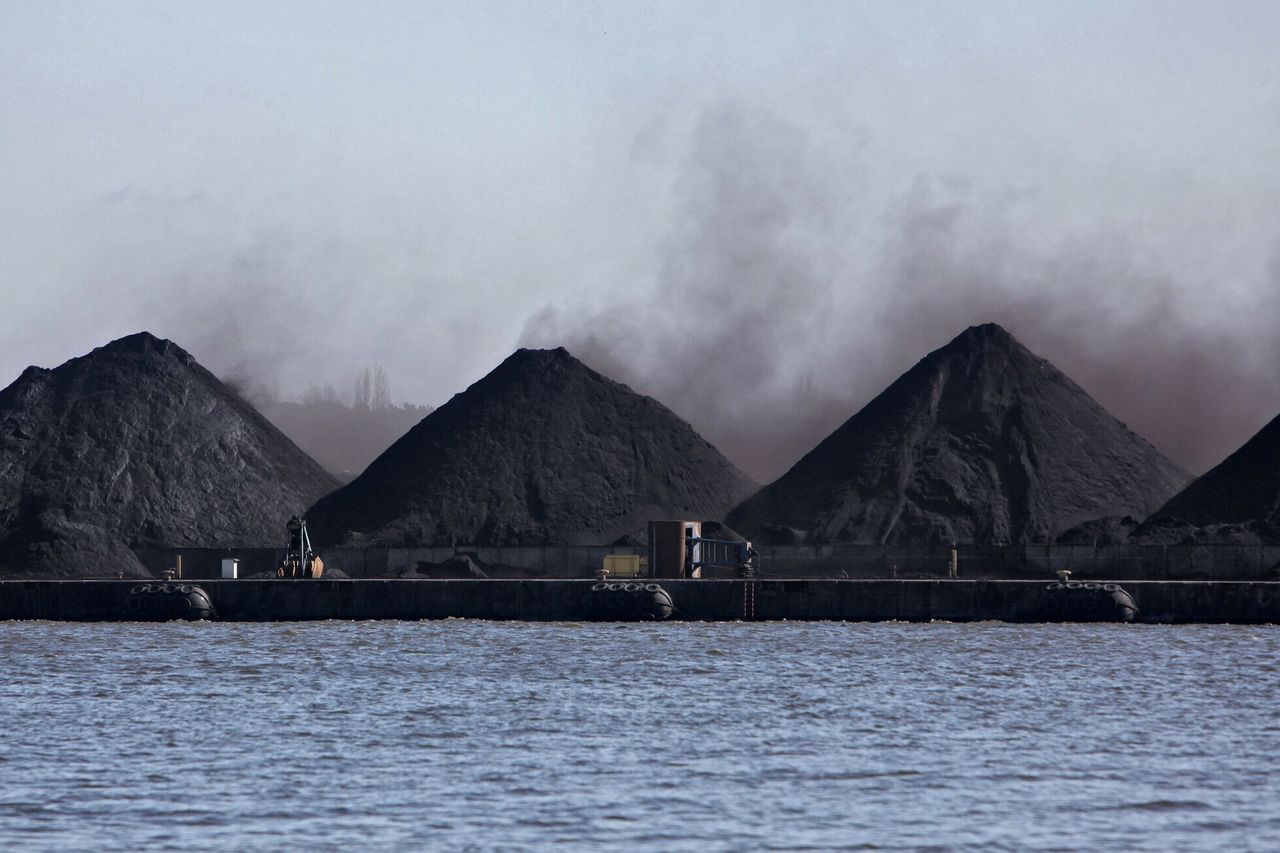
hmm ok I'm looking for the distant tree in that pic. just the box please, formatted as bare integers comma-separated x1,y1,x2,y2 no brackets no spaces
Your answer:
303,383,343,406
372,365,391,410
354,368,372,409
303,383,326,405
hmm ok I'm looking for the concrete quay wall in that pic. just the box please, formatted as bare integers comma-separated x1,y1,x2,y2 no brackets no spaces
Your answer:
2,579,1278,624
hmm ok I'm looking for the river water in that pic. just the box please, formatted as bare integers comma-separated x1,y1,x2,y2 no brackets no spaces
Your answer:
1,621,1277,851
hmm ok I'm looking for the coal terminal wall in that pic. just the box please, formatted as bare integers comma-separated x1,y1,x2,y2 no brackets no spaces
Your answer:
133,543,1280,581
2,579,1278,624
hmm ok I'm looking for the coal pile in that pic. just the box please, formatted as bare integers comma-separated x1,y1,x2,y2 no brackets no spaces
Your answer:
728,324,1191,544
394,554,546,579
1057,514,1267,546
1055,515,1143,546
1154,411,1280,540
0,333,339,576
306,347,757,547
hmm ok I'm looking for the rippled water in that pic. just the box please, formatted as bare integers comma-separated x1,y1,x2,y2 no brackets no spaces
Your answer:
1,621,1278,851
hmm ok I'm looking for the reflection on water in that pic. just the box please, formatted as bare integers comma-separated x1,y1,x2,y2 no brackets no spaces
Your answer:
1,621,1278,851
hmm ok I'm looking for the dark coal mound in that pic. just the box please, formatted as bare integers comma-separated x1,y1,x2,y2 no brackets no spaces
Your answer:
399,555,489,579
306,347,757,547
1059,514,1267,546
0,333,339,576
1055,515,1143,546
1126,515,1265,546
394,554,546,579
1155,412,1280,540
728,324,1191,544
0,536,151,579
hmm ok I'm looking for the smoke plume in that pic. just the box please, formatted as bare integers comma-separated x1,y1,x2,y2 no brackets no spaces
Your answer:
522,99,1280,482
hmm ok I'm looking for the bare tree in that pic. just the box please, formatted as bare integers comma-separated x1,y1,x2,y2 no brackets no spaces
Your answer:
354,368,372,409
303,383,342,406
372,365,391,410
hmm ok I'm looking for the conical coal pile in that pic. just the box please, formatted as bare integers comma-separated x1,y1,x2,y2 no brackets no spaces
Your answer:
306,347,757,547
1155,411,1280,540
0,333,339,575
728,323,1191,544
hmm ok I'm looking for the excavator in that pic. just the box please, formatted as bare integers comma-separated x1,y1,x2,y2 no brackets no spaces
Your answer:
276,515,324,578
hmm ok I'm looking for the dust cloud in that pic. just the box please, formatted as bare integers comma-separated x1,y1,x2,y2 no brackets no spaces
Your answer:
522,101,1280,483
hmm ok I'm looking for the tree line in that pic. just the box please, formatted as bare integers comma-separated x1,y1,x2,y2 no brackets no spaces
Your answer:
302,365,397,410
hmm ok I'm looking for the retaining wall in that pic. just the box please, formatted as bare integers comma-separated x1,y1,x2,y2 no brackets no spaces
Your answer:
3,579,1278,624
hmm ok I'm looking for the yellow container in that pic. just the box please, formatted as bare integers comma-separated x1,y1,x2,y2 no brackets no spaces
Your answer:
603,554,645,578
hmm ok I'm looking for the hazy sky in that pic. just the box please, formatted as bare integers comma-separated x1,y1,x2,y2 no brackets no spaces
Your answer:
3,1,1279,480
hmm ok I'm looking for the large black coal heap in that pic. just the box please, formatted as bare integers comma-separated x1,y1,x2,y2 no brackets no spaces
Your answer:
728,323,1192,545
0,332,339,575
1156,411,1280,538
306,346,758,547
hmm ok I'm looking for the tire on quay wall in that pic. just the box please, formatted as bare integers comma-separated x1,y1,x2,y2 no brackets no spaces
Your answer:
122,584,218,622
1038,582,1138,623
584,582,675,622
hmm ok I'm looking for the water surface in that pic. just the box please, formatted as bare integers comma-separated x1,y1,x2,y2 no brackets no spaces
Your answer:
1,621,1277,851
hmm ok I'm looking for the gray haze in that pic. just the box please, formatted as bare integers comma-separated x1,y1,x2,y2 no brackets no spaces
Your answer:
4,2,1280,481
